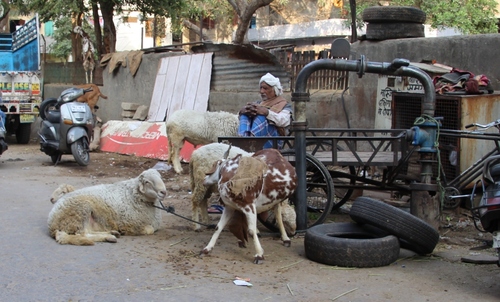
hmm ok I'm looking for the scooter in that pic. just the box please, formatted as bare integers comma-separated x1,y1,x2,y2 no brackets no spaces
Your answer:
470,155,500,267
38,87,94,166
0,113,7,156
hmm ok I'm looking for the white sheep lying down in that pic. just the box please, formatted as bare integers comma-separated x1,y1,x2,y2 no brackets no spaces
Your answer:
189,142,296,235
47,169,167,246
166,109,239,174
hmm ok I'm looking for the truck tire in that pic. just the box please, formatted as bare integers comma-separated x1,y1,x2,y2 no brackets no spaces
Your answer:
349,197,439,255
362,6,426,23
365,22,425,40
304,222,400,268
16,122,31,144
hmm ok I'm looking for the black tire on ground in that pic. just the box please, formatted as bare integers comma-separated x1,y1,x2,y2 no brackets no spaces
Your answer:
365,22,425,41
304,222,400,268
349,196,439,255
15,122,31,144
39,98,58,120
362,6,426,23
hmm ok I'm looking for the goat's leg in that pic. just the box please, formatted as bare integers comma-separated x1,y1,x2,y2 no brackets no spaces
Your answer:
243,205,265,264
273,202,291,247
200,206,233,255
90,69,93,83
85,71,89,84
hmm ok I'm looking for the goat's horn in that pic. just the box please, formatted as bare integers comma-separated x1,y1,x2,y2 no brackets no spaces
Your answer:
223,143,232,159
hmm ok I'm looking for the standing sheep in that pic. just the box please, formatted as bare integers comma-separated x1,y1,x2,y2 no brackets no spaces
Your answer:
47,169,167,246
166,109,239,174
189,142,297,235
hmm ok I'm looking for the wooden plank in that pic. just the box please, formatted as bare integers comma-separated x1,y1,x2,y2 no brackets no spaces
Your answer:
148,53,212,122
193,53,213,112
168,55,190,116
148,59,169,121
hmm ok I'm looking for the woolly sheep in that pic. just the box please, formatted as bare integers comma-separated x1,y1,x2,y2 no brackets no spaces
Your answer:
189,142,296,235
50,184,75,204
166,109,239,174
47,168,167,246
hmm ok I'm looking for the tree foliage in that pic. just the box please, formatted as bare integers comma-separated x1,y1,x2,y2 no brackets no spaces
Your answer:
347,0,498,35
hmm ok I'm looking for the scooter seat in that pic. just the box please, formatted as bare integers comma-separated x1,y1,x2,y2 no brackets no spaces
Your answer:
47,110,61,123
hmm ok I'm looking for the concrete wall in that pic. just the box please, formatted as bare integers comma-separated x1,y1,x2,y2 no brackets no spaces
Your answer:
346,34,500,129
43,34,500,131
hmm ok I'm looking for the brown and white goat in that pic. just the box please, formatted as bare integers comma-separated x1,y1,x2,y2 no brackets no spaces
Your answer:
201,147,297,264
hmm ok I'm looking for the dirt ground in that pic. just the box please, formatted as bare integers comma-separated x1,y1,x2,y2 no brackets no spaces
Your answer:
1,140,499,301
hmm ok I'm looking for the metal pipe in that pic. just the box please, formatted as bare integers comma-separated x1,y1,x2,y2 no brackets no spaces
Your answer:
292,56,436,231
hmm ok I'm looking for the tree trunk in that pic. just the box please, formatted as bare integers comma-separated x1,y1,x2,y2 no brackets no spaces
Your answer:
92,2,104,58
99,0,116,54
182,19,212,42
71,12,84,63
230,0,273,45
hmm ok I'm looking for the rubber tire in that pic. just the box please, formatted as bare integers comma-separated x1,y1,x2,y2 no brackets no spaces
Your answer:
349,196,439,255
304,222,400,268
71,137,90,166
365,22,425,41
362,6,426,23
39,98,58,120
15,122,31,144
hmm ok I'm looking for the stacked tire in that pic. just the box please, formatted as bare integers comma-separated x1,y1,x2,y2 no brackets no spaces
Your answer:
363,6,426,41
304,197,439,268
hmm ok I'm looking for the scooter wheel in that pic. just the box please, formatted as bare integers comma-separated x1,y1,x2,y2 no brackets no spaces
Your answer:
71,138,90,166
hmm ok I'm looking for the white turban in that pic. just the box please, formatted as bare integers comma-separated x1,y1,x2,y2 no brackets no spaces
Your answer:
259,73,283,96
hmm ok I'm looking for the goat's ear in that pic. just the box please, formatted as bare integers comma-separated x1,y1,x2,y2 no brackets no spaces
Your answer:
205,160,221,175
223,144,232,159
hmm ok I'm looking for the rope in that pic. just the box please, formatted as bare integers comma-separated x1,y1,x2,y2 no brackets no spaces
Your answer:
413,114,445,210
152,200,216,229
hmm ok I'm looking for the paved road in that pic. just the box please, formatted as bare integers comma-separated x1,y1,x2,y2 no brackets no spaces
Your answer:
1,143,499,301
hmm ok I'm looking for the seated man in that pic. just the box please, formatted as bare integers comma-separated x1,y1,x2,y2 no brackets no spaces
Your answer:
237,73,293,149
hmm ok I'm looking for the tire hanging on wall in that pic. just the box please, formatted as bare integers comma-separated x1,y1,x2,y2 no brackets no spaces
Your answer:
304,222,400,268
349,196,439,255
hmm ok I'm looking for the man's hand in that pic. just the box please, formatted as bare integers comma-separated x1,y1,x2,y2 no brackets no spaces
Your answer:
239,103,268,117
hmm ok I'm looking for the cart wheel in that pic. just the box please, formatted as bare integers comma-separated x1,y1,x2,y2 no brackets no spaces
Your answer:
262,149,334,229
443,187,461,209
304,140,356,209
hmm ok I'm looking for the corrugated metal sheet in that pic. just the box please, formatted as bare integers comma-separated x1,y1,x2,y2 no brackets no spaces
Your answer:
192,43,291,92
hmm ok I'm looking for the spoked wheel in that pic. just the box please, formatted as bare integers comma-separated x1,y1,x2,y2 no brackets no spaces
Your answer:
71,137,90,166
443,186,462,209
258,149,334,232
305,140,356,210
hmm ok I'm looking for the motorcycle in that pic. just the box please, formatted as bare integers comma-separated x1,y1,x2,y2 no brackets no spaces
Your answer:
38,87,95,166
470,154,500,267
0,112,7,156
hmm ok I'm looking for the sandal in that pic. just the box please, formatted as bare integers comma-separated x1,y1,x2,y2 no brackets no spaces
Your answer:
207,204,224,214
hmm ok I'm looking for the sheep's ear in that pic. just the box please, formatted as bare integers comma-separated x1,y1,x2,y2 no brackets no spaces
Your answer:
223,144,232,159
138,174,145,193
